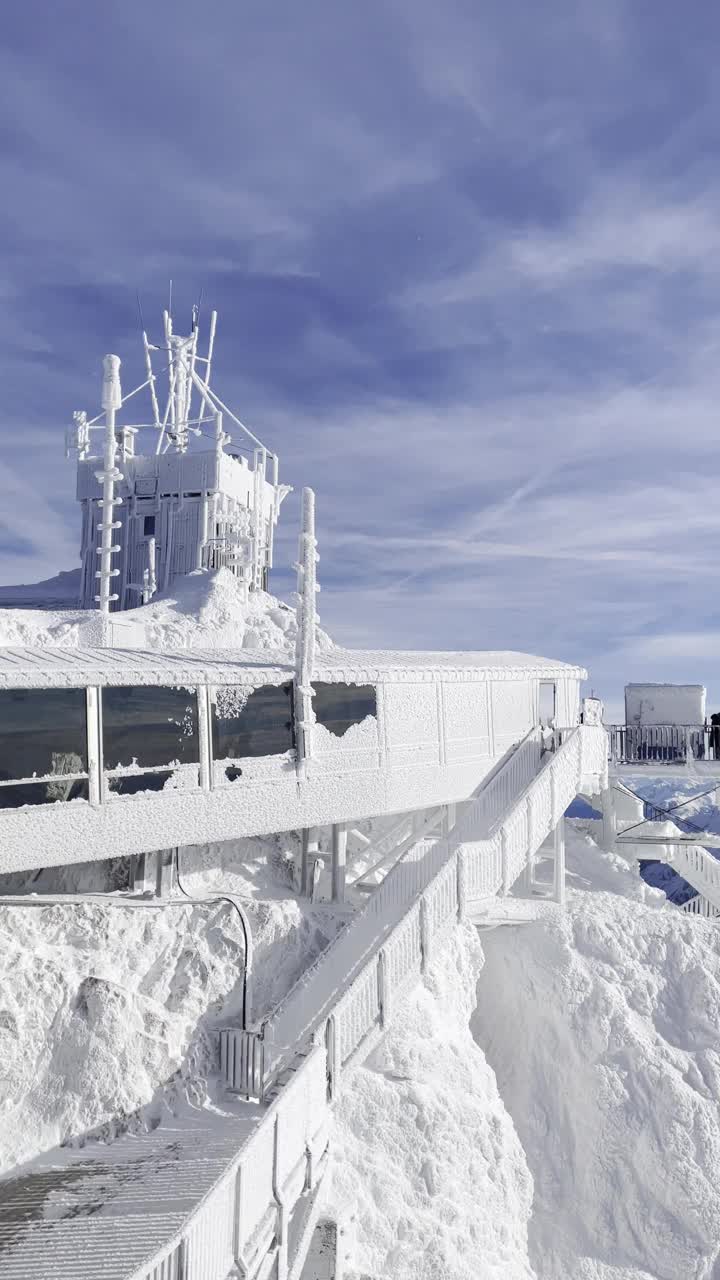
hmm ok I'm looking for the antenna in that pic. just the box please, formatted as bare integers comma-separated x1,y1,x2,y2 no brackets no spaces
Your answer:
168,278,173,318
136,291,145,334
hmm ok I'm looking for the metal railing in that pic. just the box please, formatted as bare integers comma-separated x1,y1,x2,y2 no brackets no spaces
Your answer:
608,724,720,766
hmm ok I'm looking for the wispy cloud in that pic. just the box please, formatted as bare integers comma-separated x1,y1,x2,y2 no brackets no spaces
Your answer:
3,0,720,712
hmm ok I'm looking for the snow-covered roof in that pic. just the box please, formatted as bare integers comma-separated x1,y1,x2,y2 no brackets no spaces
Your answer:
0,645,586,689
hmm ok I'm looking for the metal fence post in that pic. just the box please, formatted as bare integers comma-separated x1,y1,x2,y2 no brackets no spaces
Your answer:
419,896,431,972
456,850,467,920
501,829,510,896
553,816,566,906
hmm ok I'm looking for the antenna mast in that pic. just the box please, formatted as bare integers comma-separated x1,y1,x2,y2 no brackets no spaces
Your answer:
95,355,122,621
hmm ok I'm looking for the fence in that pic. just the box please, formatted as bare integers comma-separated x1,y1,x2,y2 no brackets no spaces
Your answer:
608,724,719,766
680,894,720,919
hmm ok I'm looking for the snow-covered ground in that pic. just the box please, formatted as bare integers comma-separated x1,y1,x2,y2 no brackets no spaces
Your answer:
326,826,720,1280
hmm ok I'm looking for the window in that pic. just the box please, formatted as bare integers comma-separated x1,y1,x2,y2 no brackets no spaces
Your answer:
143,515,156,537
212,684,294,760
102,686,198,770
539,681,556,725
0,688,88,808
312,683,376,737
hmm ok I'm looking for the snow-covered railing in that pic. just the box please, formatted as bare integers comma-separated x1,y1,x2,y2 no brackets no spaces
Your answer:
136,1044,329,1280
222,724,607,1100
680,893,720,919
670,843,720,911
224,729,546,1097
608,724,719,766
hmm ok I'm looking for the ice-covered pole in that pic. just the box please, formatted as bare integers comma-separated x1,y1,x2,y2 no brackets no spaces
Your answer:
294,488,319,780
95,354,123,620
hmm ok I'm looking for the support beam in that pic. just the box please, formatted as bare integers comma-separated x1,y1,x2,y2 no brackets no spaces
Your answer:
331,824,348,903
301,827,320,897
130,849,174,897
601,787,617,852
553,816,566,906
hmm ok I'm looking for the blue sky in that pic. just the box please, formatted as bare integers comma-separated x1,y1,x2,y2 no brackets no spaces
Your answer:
3,0,720,717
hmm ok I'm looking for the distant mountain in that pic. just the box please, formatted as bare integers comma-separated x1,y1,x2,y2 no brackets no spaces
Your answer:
0,568,81,610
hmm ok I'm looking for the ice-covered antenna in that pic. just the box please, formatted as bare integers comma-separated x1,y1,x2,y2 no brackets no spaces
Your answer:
69,299,279,480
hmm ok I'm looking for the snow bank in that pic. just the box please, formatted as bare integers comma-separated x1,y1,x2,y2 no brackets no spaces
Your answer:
0,897,243,1172
0,566,333,653
474,827,720,1280
325,923,535,1280
0,838,345,1176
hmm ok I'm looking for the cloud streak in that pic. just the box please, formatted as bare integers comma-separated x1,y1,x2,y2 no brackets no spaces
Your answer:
3,0,720,711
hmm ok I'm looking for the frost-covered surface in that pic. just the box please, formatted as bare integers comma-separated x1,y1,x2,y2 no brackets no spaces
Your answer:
326,826,720,1280
0,836,345,1175
0,567,334,653
475,827,720,1280
326,924,535,1280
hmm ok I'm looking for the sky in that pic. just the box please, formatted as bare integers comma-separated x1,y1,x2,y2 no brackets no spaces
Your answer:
3,0,720,718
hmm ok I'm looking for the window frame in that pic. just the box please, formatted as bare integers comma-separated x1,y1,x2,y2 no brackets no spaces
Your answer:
100,683,202,801
0,685,90,810
209,680,296,783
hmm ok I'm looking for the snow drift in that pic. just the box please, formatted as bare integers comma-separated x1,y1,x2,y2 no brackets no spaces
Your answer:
0,566,333,653
324,829,720,1280
325,923,535,1280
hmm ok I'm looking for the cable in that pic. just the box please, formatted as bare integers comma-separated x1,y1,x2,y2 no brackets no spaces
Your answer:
173,847,253,1031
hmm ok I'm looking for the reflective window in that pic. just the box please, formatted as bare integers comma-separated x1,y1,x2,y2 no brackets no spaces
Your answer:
212,684,294,759
102,686,198,769
312,683,376,737
0,688,87,785
0,779,89,809
108,771,173,796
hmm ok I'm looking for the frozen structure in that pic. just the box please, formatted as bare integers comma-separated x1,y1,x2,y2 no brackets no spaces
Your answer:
0,317,613,1280
625,682,706,727
67,308,290,610
601,681,720,925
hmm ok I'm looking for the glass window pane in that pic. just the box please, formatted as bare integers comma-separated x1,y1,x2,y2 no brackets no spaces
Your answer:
212,684,294,759
312,683,376,737
0,688,87,782
108,771,173,796
0,779,89,809
102,687,198,769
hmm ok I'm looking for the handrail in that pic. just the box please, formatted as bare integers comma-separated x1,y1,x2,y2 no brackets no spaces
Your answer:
251,729,543,1072
222,723,607,1100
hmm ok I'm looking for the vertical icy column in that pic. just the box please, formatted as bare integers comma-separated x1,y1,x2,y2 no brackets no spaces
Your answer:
95,355,123,625
251,448,267,591
294,487,319,781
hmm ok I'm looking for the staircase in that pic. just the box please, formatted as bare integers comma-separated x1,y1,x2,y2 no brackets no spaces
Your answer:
680,892,720,920
668,843,720,916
